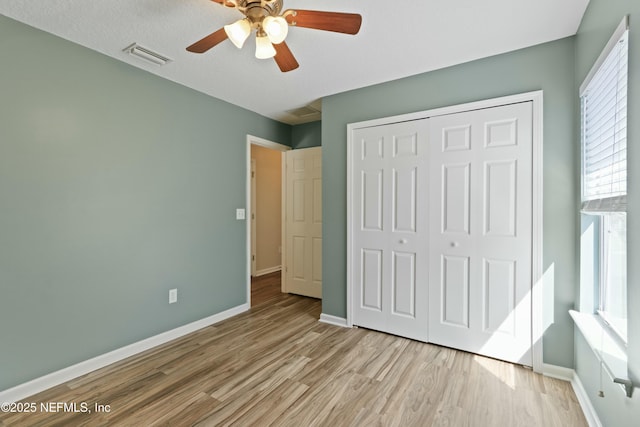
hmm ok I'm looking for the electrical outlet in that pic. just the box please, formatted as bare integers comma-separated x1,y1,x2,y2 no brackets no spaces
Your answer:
169,288,178,304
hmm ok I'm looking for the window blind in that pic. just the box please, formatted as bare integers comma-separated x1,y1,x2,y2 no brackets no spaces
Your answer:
581,27,628,212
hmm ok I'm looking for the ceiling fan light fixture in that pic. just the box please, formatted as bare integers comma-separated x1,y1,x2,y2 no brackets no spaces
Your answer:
224,19,251,49
263,16,288,44
255,34,276,59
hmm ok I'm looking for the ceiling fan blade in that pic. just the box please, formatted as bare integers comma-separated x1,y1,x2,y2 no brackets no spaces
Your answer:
274,42,299,72
186,28,228,53
285,10,362,35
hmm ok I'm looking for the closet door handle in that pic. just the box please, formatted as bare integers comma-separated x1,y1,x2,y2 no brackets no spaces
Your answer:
450,241,459,248
399,239,408,244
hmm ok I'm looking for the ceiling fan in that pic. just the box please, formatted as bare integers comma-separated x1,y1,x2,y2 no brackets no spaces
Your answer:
186,0,362,72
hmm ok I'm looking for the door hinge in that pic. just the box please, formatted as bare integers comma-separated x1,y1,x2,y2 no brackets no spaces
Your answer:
252,255,255,261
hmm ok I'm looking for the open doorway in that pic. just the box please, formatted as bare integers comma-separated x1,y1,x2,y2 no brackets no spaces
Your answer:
246,135,291,307
251,145,282,277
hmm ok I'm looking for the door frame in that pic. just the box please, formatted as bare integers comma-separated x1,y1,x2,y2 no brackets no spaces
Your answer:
246,135,291,306
251,158,257,277
346,91,544,373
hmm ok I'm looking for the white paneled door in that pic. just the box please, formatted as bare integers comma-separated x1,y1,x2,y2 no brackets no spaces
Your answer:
284,147,322,299
350,100,534,366
428,102,533,366
351,121,429,342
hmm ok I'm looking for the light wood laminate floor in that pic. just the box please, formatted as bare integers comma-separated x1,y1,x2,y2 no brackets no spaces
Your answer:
1,272,587,426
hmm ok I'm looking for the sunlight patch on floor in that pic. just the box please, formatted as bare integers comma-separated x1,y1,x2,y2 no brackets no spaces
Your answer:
473,354,517,390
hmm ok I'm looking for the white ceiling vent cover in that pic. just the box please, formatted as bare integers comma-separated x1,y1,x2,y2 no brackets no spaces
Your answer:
123,43,172,66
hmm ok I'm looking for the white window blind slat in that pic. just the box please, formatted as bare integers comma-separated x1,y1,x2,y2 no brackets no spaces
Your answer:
581,195,627,213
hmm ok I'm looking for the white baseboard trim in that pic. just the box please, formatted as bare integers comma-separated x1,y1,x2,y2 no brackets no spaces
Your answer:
571,371,603,427
543,363,602,427
254,266,281,277
319,314,349,328
0,303,250,403
542,363,574,381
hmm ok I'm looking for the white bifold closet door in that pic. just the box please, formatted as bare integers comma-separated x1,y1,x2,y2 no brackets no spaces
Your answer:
351,101,533,366
351,121,430,342
428,102,533,366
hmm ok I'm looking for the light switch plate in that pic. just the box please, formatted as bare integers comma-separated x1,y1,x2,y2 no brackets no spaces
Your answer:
236,208,246,220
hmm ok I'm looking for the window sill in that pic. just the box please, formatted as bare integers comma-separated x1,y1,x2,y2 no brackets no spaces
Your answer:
569,310,634,397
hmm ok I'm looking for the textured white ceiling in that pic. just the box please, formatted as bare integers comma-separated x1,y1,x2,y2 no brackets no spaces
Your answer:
1,0,589,124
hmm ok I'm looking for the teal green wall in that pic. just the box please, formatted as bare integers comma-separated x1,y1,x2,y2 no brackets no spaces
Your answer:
0,16,291,391
291,120,321,149
322,37,577,368
574,0,640,424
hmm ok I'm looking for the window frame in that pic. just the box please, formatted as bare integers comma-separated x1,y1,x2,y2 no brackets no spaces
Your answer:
579,16,629,346
596,213,627,344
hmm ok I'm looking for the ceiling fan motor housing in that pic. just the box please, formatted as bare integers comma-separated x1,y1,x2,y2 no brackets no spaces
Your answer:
232,0,283,25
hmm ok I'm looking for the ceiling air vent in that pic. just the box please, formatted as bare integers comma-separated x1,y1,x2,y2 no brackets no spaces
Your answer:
123,43,172,66
286,105,321,119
